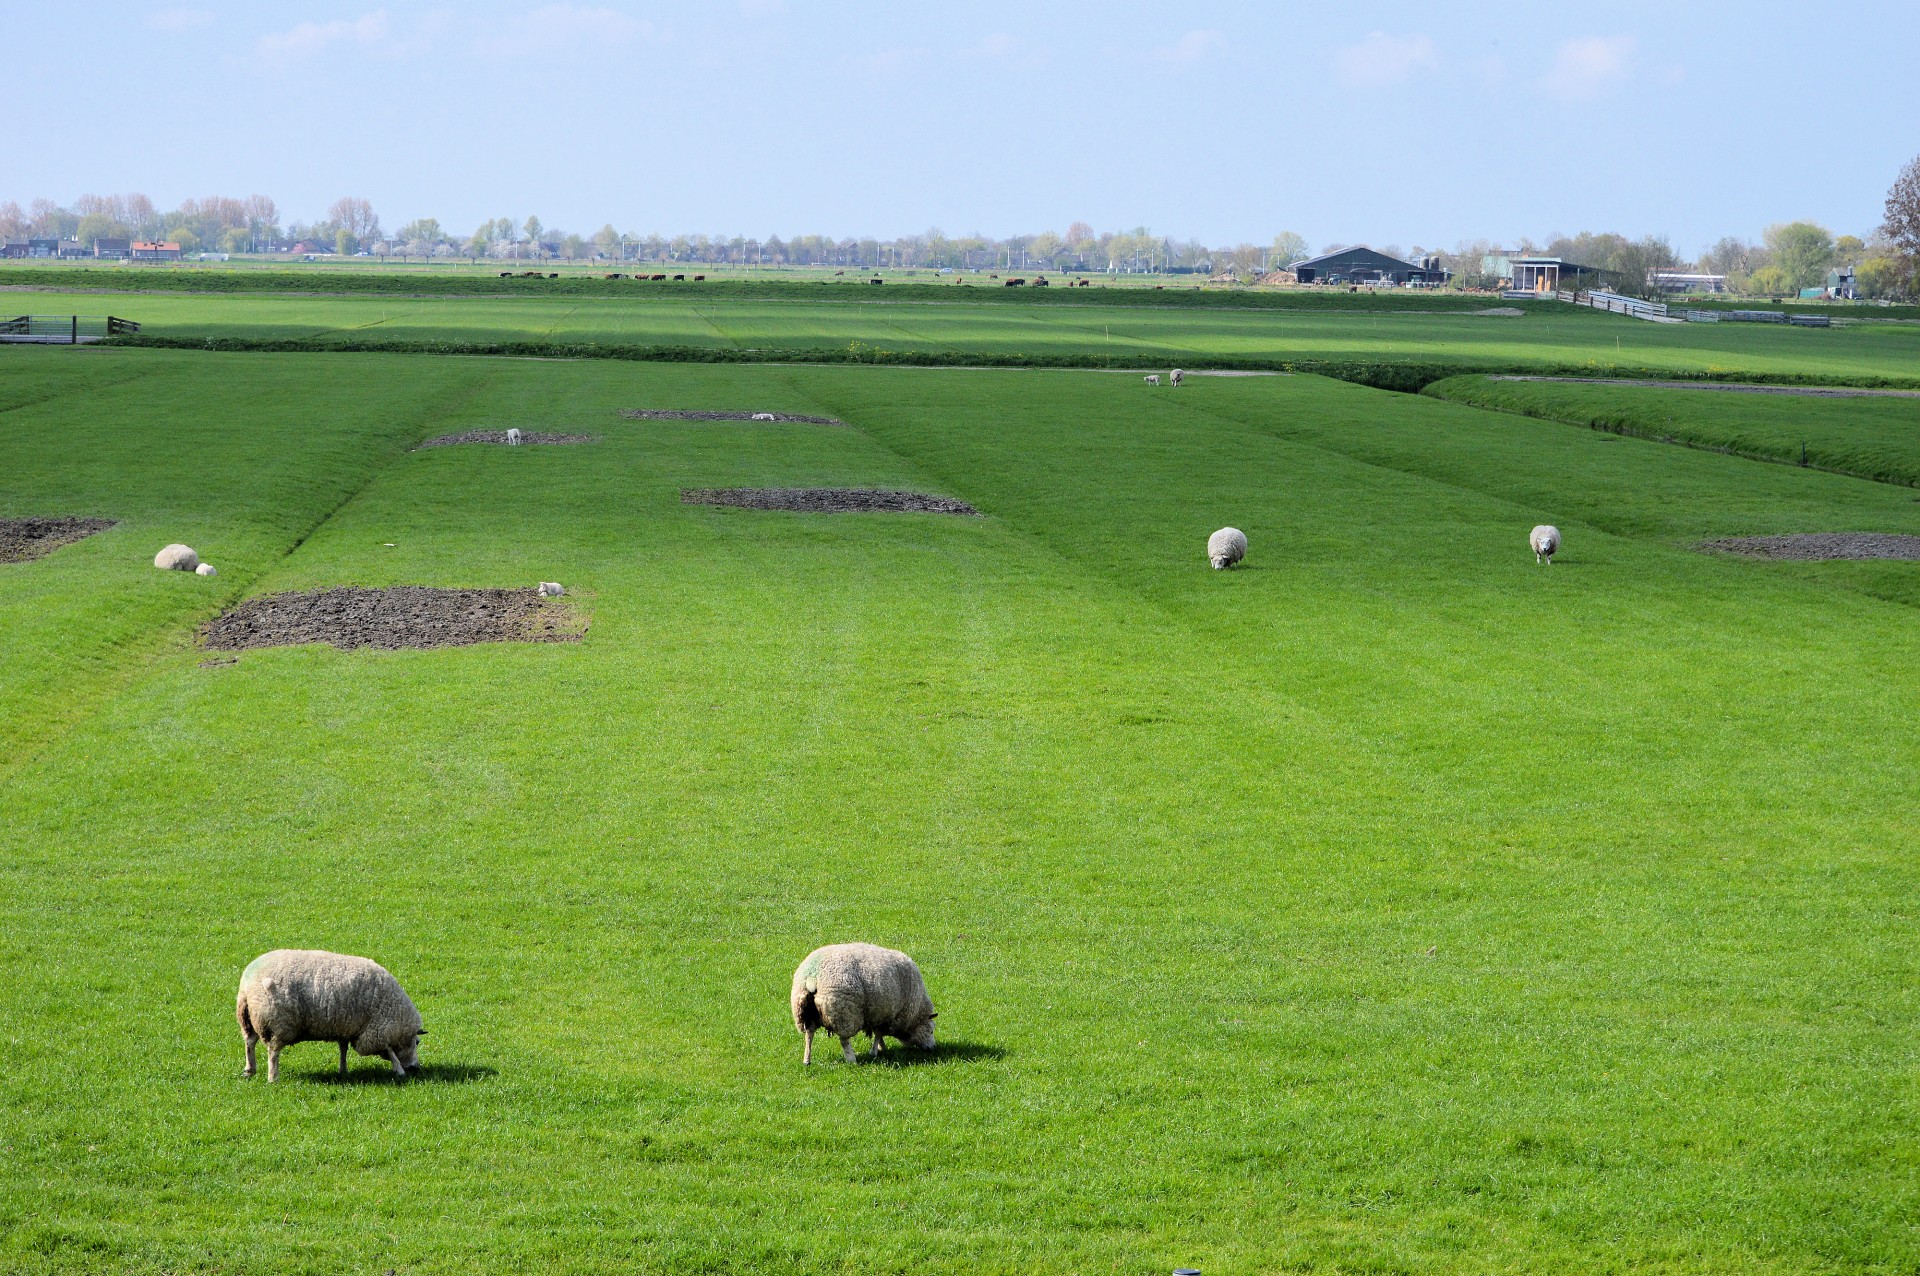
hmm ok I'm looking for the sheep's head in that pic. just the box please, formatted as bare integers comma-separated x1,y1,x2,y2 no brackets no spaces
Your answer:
1210,554,1233,570
907,1012,937,1051
397,1029,423,1071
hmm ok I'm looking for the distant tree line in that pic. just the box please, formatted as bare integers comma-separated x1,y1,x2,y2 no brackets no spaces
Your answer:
6,157,1916,297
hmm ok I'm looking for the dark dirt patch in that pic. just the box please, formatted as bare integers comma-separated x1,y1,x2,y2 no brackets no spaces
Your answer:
202,586,585,651
681,488,980,515
0,516,117,564
1698,533,1920,561
620,410,846,425
413,431,596,449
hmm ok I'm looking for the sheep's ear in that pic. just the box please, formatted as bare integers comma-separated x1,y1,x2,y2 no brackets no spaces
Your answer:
416,1028,428,1035
928,1013,937,1020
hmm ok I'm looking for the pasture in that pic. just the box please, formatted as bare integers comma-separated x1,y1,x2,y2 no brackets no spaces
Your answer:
2,344,1917,1273
1427,375,1920,488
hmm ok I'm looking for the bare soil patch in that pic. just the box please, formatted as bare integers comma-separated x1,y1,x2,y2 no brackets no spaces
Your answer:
0,516,117,564
414,431,596,449
621,410,846,425
1698,533,1920,561
681,488,980,515
202,586,585,651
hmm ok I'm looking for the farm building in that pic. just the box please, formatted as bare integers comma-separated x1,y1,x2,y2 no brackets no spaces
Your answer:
1483,254,1604,293
1825,266,1857,299
92,238,131,259
1288,247,1449,285
1650,271,1728,293
130,241,182,262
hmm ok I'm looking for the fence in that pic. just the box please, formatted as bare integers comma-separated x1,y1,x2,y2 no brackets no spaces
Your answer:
0,315,140,344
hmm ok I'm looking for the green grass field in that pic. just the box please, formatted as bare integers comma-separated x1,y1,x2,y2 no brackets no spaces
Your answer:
1426,375,1920,487
3,341,1917,1273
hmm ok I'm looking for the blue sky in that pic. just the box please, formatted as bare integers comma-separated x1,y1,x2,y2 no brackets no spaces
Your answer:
11,1,1917,253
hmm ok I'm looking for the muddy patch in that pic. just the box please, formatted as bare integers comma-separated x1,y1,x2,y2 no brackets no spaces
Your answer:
621,410,846,425
413,431,596,449
202,586,585,652
681,488,979,516
0,516,117,564
1698,533,1920,561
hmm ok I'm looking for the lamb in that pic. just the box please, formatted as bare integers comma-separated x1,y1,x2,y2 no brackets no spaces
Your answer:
1530,524,1561,565
236,949,425,1082
506,428,522,446
537,581,564,596
1144,374,1161,387
791,942,937,1065
1208,526,1247,570
195,563,218,577
1169,368,1185,387
154,543,199,572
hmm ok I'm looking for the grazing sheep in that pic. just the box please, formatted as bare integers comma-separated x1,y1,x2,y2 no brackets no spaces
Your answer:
1530,524,1561,565
1144,375,1161,387
537,581,564,597
154,543,199,572
506,428,522,446
196,563,218,577
791,942,937,1065
236,949,425,1082
1207,526,1247,570
1169,368,1185,387
751,413,777,421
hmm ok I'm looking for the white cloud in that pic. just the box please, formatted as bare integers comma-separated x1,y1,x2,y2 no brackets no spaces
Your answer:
256,11,390,63
476,4,650,54
1154,29,1226,65
1334,32,1436,87
147,8,213,32
1541,35,1635,100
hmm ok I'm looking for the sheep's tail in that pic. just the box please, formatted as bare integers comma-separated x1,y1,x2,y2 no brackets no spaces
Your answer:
236,994,255,1037
795,987,822,1034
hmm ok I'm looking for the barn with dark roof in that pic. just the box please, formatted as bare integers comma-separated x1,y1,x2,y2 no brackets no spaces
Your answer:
1287,246,1448,285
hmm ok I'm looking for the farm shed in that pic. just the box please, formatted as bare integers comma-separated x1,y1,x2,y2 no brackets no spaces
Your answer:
1288,246,1448,285
1484,255,1603,294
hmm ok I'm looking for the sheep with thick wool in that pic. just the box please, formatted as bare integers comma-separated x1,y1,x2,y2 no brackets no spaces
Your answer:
1207,526,1247,570
1530,524,1561,565
154,544,199,572
791,942,937,1064
236,949,425,1082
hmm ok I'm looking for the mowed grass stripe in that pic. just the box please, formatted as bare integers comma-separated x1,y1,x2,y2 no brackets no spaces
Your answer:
2,356,1916,1273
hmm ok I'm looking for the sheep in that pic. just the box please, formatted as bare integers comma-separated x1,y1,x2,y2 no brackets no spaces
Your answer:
537,581,564,597
236,949,425,1082
1169,368,1185,387
1144,374,1161,387
154,543,199,572
506,428,522,446
195,563,218,577
791,942,937,1065
1530,524,1561,565
1207,526,1247,570
751,413,777,421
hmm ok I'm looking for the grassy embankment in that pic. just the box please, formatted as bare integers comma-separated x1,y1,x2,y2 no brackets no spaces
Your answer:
1427,374,1920,487
2,348,1917,1273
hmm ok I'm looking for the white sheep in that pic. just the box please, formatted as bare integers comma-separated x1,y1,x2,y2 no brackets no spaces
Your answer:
1207,526,1247,570
1144,375,1161,387
1530,524,1561,565
506,428,522,446
154,543,199,572
1170,368,1185,387
236,949,425,1082
195,563,218,577
791,942,937,1065
751,413,777,421
537,581,564,596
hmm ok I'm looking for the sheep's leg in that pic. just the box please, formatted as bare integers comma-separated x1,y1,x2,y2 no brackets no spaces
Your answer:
339,1041,349,1077
803,1028,814,1066
840,1036,857,1064
266,1043,282,1083
870,1034,885,1058
384,1048,407,1078
243,1036,257,1078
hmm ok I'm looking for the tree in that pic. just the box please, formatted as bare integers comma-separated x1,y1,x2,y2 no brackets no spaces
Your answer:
1270,231,1308,269
221,227,250,254
522,215,544,246
591,223,620,258
327,197,380,242
1884,155,1920,282
1762,221,1835,292
335,228,356,256
172,226,202,253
